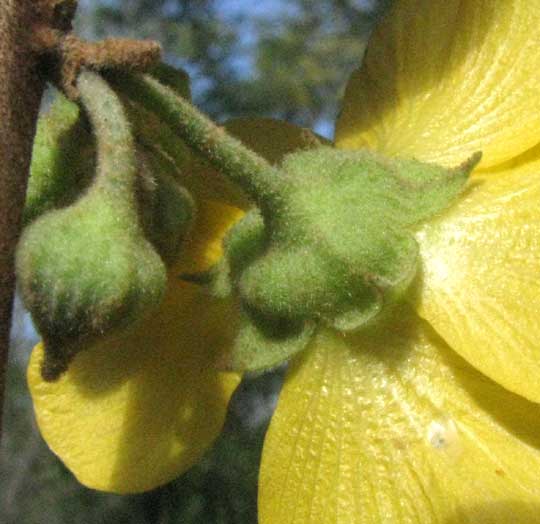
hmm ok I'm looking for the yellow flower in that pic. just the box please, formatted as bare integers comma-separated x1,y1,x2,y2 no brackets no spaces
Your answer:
27,1,540,520
258,1,540,523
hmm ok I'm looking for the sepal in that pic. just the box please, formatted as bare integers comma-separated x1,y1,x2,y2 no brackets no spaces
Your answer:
233,147,477,333
225,307,315,373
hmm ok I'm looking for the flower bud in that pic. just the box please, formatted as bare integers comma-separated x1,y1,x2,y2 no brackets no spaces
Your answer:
24,93,94,225
17,72,167,381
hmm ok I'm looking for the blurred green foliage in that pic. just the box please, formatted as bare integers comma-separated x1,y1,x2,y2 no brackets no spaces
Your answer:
2,1,386,522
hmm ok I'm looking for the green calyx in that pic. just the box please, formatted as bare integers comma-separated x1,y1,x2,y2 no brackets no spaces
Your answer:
208,147,479,371
241,147,479,323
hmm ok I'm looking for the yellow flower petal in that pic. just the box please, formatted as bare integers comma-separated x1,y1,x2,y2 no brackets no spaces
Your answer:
415,153,540,403
175,199,245,274
335,0,540,169
28,200,243,494
260,306,540,524
183,118,329,209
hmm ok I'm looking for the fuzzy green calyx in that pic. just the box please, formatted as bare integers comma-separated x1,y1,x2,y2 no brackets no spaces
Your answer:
242,147,479,323
212,147,479,371
17,72,167,381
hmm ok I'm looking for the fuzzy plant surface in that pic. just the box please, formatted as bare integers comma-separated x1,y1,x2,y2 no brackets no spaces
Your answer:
17,72,168,380
23,93,95,225
210,147,480,370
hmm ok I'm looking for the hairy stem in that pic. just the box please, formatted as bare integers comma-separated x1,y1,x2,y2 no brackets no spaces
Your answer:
77,71,137,201
0,1,48,439
112,72,288,212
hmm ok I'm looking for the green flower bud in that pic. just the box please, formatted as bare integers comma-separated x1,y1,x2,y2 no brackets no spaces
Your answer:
16,72,167,381
24,93,94,225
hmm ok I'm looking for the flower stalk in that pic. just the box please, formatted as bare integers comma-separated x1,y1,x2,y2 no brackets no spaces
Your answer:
112,73,288,215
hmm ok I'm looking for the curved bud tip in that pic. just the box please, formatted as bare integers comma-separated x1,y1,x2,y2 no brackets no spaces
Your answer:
40,340,74,382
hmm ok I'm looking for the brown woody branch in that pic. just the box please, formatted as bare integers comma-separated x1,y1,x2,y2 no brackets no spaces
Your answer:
0,0,49,439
